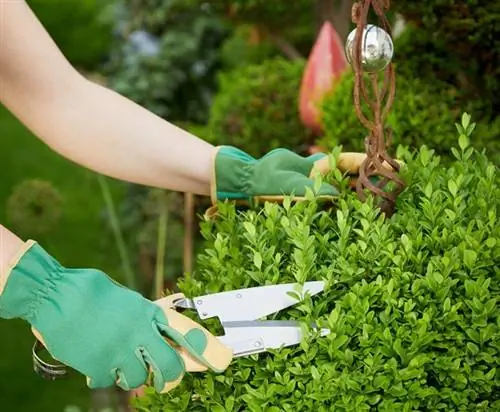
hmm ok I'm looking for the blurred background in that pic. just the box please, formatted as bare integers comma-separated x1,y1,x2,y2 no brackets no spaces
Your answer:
1,0,499,411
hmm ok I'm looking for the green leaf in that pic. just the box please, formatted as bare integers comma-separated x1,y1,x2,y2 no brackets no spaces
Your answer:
466,342,479,355
443,297,451,312
409,354,430,368
224,396,235,411
448,180,458,197
344,348,354,365
313,173,322,194
424,182,433,198
458,134,469,150
394,338,405,361
485,237,496,248
444,209,456,220
311,365,320,380
333,335,349,350
485,368,496,380
253,252,263,269
461,112,471,131
243,221,256,237
463,249,477,269
206,374,215,394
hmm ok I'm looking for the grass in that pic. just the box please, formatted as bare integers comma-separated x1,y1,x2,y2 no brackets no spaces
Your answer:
0,104,127,411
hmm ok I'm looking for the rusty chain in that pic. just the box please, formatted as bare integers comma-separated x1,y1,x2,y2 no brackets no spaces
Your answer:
350,0,406,216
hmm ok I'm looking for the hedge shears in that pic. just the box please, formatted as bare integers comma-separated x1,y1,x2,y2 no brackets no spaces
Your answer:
32,281,330,380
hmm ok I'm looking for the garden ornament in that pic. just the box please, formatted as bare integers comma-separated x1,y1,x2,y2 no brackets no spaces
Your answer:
32,279,329,390
345,23,394,73
345,0,406,216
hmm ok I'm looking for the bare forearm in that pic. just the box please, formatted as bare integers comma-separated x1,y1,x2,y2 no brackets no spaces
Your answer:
0,1,215,195
0,225,24,295
6,76,215,194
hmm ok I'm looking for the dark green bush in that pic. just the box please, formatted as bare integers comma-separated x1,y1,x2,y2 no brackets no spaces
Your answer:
123,0,317,58
219,25,281,70
106,13,229,123
318,69,500,158
134,115,499,411
391,2,500,113
150,0,314,34
206,57,314,157
27,0,112,69
392,26,473,104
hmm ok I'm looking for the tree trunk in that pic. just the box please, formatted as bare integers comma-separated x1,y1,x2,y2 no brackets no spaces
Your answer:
315,0,354,42
266,31,304,60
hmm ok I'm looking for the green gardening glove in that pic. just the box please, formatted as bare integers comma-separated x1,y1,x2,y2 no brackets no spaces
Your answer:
208,146,339,216
0,241,232,393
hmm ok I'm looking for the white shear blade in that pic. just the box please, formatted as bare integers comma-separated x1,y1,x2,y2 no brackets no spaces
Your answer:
217,320,330,357
191,281,325,322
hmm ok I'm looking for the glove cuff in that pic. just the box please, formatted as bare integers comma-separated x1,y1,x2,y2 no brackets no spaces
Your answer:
0,241,63,321
210,145,256,205
0,239,40,296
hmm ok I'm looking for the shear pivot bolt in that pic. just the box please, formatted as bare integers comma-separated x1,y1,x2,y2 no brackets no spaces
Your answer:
236,293,242,299
196,300,202,305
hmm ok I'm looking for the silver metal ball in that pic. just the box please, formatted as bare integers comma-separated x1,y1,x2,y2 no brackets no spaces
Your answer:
345,24,394,73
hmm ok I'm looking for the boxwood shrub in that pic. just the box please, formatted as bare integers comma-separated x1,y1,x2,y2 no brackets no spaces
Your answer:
133,114,499,411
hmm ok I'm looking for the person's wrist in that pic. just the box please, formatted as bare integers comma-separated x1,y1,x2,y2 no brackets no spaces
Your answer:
0,241,64,321
0,226,26,296
211,146,257,203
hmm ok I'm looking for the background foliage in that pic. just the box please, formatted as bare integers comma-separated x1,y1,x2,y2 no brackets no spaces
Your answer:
27,0,113,70
105,3,230,123
392,1,500,118
318,69,500,158
206,58,312,157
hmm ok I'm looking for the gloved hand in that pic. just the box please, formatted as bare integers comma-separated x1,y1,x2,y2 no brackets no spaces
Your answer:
208,146,387,215
0,240,232,393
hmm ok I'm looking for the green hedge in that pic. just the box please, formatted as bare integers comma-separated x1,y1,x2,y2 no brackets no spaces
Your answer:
206,58,313,157
134,115,499,411
318,69,500,158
